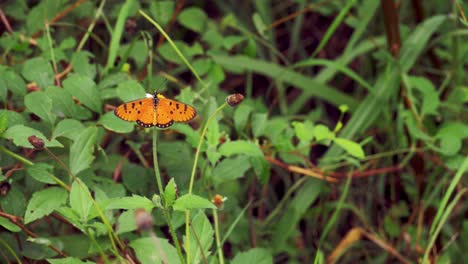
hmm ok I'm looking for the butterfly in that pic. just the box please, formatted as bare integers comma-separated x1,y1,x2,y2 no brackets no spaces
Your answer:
114,92,197,128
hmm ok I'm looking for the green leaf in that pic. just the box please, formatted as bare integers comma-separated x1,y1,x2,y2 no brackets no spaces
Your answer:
0,217,21,232
116,209,137,234
55,207,82,230
218,140,263,158
2,70,26,95
24,91,56,124
0,188,27,217
252,13,266,38
26,163,57,184
3,125,63,148
0,110,7,136
71,51,96,79
70,180,93,222
0,109,26,128
313,124,334,142
98,112,134,133
438,135,461,156
218,140,269,183
158,41,194,64
202,29,224,49
47,257,94,264
407,76,440,116
333,138,365,159
206,63,225,84
232,248,273,264
21,57,54,89
52,119,85,141
178,7,207,33
104,0,135,74
243,38,257,57
192,58,213,75
185,211,214,264
213,156,251,184
106,195,155,212
292,121,314,142
116,79,147,102
252,113,268,138
63,74,102,113
24,187,68,224
130,237,180,264
45,86,91,120
69,126,98,175
234,104,253,133
172,194,216,211
163,178,177,208
0,75,6,100
434,122,467,155
99,72,128,90
223,35,246,50
149,1,175,26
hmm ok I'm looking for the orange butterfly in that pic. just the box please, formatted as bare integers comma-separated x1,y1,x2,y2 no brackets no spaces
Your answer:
114,92,197,128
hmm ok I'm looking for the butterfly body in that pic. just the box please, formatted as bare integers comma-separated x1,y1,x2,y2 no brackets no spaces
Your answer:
114,92,196,128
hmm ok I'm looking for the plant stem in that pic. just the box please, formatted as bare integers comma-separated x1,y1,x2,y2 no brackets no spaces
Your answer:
44,147,124,257
213,209,224,264
0,146,33,166
152,128,185,264
185,102,227,264
138,9,205,86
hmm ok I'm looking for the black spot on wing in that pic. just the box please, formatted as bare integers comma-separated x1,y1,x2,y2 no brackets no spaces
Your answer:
136,120,154,128
156,120,174,129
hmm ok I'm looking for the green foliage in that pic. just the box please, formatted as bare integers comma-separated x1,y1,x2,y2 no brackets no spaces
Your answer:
0,1,466,263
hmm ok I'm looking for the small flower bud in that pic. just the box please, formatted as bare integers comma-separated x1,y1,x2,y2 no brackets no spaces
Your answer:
28,135,44,150
135,208,154,231
211,194,227,209
226,93,244,107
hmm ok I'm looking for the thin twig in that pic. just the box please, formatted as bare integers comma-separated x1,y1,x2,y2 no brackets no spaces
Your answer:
0,211,67,257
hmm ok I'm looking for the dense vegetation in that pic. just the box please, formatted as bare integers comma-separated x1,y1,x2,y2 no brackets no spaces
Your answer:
0,1,467,263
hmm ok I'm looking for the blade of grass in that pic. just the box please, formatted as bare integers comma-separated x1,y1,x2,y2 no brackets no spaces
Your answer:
185,102,228,264
152,128,185,264
293,59,373,92
103,0,134,75
312,0,358,57
323,15,447,159
423,166,468,264
139,9,205,87
429,156,468,235
289,0,381,113
76,0,106,52
291,37,387,113
314,173,352,264
211,55,358,109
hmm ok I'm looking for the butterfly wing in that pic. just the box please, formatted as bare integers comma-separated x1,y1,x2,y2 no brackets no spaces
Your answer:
155,98,197,128
114,98,156,127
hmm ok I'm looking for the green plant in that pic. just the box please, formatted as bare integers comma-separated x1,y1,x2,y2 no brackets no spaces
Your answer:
0,1,467,263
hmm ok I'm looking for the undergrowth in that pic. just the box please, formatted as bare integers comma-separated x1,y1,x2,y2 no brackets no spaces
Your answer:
0,1,467,263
